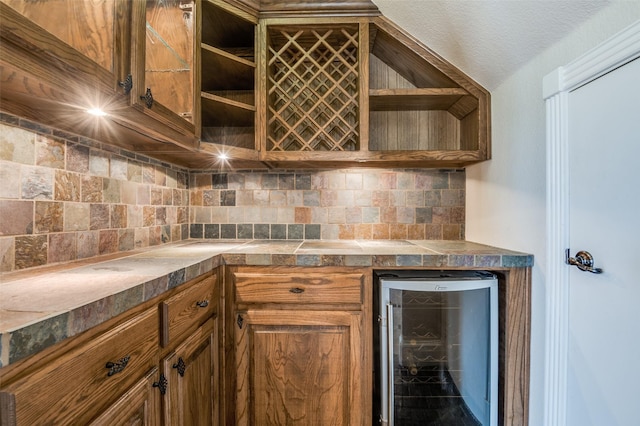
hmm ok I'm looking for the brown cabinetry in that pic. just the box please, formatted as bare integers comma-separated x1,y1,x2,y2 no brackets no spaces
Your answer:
162,318,218,425
256,13,490,168
0,307,160,425
0,270,220,425
89,367,162,426
367,17,490,166
0,0,198,165
199,0,258,161
1,0,490,167
226,266,372,425
0,0,128,95
159,271,220,425
130,0,197,137
160,271,217,347
263,21,362,154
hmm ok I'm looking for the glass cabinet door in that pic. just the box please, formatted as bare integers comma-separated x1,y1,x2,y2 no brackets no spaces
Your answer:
132,0,195,131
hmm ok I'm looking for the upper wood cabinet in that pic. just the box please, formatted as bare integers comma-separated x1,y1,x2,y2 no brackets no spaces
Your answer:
199,1,490,168
1,0,122,79
0,0,129,113
1,0,490,168
262,20,362,154
0,0,199,165
253,14,490,168
130,0,197,137
366,17,491,167
198,0,259,163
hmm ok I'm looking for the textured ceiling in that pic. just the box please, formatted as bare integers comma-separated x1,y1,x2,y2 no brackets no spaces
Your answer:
371,0,612,90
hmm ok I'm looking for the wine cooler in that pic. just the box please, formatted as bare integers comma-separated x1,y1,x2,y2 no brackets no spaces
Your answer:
374,270,498,426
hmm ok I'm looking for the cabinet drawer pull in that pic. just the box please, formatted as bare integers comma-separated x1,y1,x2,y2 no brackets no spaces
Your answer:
105,355,131,377
289,287,305,294
196,300,209,308
173,357,186,377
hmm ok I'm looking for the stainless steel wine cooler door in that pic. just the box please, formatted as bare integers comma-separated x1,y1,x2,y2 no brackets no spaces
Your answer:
378,271,498,426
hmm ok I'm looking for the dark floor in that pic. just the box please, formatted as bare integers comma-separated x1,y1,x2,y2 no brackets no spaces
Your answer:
393,364,482,426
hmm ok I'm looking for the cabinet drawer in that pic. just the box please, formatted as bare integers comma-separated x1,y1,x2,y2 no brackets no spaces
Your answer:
0,308,159,426
233,269,364,305
161,273,216,347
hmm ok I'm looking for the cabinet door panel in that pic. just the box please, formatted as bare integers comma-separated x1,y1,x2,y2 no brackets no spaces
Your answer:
89,367,161,426
163,317,218,425
131,0,195,134
2,0,116,72
235,310,363,426
144,0,193,120
253,325,349,424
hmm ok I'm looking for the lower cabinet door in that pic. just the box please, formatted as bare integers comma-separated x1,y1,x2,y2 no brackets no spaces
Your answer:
89,367,162,426
234,310,365,425
162,317,218,425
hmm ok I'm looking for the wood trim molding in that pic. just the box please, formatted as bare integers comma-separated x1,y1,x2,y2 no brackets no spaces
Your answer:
543,20,640,426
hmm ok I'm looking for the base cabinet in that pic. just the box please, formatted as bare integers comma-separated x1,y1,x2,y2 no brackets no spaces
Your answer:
227,266,372,425
0,270,220,426
235,310,364,425
0,308,160,426
89,367,162,426
162,317,218,425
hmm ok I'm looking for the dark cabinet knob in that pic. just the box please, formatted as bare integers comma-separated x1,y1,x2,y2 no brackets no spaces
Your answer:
173,357,186,377
196,300,209,308
237,314,244,329
140,88,153,108
118,74,133,94
153,373,168,395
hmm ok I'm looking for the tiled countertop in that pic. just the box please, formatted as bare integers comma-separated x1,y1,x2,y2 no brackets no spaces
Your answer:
0,239,532,367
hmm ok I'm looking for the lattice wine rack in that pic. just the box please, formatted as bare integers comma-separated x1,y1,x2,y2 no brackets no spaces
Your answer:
267,25,360,152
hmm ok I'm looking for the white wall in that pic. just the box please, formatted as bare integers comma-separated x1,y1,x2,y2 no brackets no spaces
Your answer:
465,4,640,425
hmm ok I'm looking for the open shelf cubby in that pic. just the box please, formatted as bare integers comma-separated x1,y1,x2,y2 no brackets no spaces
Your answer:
369,22,483,153
200,0,256,149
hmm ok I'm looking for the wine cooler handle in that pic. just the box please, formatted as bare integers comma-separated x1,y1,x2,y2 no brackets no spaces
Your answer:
386,303,394,426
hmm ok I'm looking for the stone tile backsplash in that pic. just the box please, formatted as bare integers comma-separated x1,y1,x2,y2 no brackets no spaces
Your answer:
0,113,465,272
187,168,465,242
0,115,190,272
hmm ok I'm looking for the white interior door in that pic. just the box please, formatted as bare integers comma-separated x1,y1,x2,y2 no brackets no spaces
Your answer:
566,57,640,425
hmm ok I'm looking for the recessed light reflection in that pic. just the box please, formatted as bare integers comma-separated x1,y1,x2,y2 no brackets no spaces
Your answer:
217,153,229,160
86,108,107,117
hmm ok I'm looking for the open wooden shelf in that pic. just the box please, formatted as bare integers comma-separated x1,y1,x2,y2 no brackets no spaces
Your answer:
201,92,255,149
201,92,255,123
369,88,471,111
201,44,255,92
201,0,255,49
367,18,488,154
200,0,257,150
